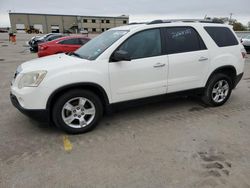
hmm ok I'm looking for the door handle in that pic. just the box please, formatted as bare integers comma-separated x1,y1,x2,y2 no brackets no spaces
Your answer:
199,57,208,61
153,63,166,68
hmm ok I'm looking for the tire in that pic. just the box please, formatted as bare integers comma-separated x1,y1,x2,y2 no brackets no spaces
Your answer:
202,73,233,107
52,89,103,134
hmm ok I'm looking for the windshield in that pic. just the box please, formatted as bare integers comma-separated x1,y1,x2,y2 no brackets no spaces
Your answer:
74,30,128,60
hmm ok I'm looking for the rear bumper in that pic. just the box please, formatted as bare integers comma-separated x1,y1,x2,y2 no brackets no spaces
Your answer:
10,93,49,122
233,72,244,88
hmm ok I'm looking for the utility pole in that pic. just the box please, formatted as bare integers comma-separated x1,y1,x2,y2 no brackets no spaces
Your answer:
229,13,233,24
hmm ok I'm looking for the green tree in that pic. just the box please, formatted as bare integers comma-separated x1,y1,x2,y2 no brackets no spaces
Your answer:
247,22,250,31
233,22,247,31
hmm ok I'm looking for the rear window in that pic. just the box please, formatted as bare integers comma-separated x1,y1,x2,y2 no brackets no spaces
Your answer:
204,27,238,47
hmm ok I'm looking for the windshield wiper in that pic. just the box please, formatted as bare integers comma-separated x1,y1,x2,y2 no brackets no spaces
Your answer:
68,52,83,59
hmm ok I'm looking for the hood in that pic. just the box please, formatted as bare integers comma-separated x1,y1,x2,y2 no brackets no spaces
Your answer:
20,53,90,73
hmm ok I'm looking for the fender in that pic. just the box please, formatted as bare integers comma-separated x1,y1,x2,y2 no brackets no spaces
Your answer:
46,82,110,110
205,65,237,87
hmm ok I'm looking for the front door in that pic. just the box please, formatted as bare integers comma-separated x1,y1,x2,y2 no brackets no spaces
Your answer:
109,28,168,103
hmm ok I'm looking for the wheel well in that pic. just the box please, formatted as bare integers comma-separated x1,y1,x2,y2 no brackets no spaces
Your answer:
207,66,237,86
46,83,109,113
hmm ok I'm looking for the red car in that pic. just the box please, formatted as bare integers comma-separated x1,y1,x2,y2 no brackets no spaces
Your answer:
38,35,90,57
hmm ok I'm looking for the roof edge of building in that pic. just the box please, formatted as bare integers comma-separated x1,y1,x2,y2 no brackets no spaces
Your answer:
9,12,129,19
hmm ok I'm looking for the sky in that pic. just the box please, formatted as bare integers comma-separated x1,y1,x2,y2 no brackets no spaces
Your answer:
0,0,249,27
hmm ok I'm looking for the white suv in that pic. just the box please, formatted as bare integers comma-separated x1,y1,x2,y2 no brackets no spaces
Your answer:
10,20,246,134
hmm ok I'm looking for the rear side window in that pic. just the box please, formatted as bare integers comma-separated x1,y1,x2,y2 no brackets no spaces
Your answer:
59,38,81,45
164,27,207,54
47,35,63,41
204,27,238,47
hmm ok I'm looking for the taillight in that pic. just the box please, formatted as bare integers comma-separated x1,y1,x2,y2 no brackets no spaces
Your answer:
241,50,247,59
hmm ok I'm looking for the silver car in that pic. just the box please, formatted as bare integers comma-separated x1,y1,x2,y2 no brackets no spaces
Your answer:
241,35,250,51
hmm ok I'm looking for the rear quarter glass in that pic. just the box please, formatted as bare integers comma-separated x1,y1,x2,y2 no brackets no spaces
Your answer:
204,26,239,47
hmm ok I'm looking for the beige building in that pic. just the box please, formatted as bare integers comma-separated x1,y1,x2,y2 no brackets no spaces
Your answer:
9,13,129,34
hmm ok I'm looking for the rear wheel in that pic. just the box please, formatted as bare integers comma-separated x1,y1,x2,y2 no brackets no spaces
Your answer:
202,73,232,106
52,89,103,134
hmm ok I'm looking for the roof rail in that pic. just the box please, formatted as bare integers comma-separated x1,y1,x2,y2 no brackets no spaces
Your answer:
129,22,147,25
147,19,223,25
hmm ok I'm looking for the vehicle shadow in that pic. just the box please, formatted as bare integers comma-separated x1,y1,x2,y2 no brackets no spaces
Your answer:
28,95,205,135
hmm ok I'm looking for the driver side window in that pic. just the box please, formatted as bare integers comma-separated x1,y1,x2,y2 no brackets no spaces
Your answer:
118,29,162,60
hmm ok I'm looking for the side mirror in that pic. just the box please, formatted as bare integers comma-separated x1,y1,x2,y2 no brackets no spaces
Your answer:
111,50,131,62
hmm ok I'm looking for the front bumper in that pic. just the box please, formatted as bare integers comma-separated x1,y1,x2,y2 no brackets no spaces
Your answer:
10,93,49,122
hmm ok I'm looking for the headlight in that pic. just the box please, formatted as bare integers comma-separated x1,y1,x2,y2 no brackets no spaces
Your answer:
18,70,47,89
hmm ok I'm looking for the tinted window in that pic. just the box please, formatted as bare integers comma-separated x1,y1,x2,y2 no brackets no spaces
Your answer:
79,38,90,45
204,27,238,47
60,38,81,45
164,27,206,54
47,35,63,41
118,29,162,60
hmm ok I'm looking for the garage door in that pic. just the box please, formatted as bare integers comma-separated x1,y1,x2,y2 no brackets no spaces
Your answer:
34,24,43,33
51,25,60,33
16,24,25,33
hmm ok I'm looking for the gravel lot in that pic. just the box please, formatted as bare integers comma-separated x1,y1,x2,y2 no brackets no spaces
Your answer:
0,33,250,188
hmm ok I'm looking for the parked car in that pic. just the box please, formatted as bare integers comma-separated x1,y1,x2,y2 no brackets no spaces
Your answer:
38,35,90,57
241,35,250,51
29,33,65,52
10,20,246,134
28,33,53,47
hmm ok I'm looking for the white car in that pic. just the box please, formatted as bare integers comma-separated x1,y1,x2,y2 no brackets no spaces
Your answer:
10,20,246,134
241,35,250,51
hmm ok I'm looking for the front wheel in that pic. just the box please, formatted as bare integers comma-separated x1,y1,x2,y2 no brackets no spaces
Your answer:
202,73,232,107
52,89,103,134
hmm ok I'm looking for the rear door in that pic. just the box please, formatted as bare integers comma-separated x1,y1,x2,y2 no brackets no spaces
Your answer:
163,27,210,92
58,38,81,52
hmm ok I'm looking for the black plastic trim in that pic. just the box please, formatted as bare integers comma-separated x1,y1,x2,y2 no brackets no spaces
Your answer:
46,82,110,110
206,65,237,86
109,87,205,111
10,93,49,122
234,72,244,88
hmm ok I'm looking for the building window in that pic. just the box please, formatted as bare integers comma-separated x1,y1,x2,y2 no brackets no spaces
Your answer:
106,28,109,30
102,28,105,32
84,28,88,31
92,28,96,32
92,19,96,23
83,19,87,23
101,20,104,23
123,20,127,24
106,20,110,23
